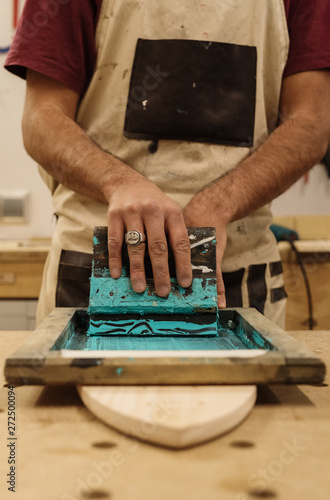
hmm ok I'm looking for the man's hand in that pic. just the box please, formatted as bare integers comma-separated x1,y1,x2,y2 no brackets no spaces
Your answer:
23,69,330,305
107,175,192,296
183,192,228,309
23,70,192,296
185,71,330,310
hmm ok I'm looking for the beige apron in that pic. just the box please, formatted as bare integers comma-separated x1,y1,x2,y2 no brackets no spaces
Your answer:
37,0,289,327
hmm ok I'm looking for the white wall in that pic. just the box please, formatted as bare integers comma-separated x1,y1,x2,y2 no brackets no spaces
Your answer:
0,1,329,243
272,164,330,216
0,0,54,240
0,55,54,240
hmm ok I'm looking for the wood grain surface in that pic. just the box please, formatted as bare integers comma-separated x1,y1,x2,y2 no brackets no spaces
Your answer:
78,384,257,448
0,330,329,500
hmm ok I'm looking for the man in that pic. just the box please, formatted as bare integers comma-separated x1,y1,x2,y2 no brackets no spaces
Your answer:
5,0,330,327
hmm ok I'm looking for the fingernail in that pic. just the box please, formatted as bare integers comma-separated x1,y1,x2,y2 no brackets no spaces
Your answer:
111,268,121,278
134,281,146,293
158,285,170,297
180,278,192,288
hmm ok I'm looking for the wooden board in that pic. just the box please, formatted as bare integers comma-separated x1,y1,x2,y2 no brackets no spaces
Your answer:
4,307,326,385
78,384,257,448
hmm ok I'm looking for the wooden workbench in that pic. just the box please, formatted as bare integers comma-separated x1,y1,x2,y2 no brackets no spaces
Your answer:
279,240,330,330
0,330,329,500
0,242,49,299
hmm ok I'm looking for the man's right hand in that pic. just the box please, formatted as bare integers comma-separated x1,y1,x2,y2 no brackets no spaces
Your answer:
23,69,192,295
106,174,192,296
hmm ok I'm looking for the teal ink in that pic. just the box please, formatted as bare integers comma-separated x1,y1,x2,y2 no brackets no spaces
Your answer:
88,314,218,337
88,277,217,316
59,329,264,351
88,226,218,337
50,310,276,352
89,227,217,316
86,335,239,351
116,367,124,376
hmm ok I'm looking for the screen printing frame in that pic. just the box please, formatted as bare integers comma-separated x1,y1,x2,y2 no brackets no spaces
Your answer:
5,307,325,386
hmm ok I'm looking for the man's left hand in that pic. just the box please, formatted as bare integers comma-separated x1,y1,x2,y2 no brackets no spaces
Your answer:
183,192,228,309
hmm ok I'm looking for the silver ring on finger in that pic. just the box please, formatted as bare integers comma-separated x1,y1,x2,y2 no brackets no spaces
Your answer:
125,230,146,247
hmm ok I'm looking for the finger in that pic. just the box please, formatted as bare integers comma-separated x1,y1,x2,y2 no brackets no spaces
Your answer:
216,245,226,308
107,209,124,279
144,211,171,297
217,267,226,308
167,212,192,288
126,226,147,294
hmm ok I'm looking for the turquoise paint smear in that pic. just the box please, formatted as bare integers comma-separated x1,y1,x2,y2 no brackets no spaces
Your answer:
235,317,274,350
93,236,100,246
88,277,217,315
88,316,218,336
85,333,254,351
50,310,276,352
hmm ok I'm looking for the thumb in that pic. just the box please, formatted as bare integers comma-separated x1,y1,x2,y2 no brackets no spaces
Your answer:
216,231,227,309
217,265,226,309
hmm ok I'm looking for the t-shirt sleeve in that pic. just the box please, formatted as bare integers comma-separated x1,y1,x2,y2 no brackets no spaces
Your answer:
5,0,330,93
4,0,101,95
284,0,330,77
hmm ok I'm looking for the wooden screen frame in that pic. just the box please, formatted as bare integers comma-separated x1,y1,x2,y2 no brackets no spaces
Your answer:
5,307,325,386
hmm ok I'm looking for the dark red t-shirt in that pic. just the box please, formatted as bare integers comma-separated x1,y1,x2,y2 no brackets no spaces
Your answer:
5,0,330,95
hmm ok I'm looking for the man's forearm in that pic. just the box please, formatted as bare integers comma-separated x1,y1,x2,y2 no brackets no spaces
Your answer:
23,103,138,204
186,70,330,225
196,111,329,226
22,69,193,297
183,84,330,309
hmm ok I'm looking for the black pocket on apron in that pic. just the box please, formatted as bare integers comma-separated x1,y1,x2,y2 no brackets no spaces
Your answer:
125,38,257,146
56,250,92,307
